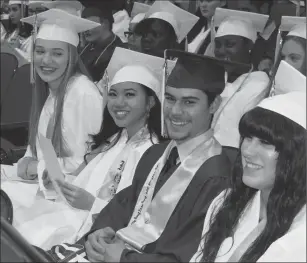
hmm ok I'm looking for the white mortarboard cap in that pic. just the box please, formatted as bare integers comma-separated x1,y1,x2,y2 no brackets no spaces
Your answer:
105,47,176,100
131,13,146,24
280,16,306,33
42,0,83,16
258,92,306,129
272,61,306,96
131,2,150,20
21,9,100,47
274,16,306,62
138,1,199,43
214,8,269,43
27,0,52,9
9,0,24,5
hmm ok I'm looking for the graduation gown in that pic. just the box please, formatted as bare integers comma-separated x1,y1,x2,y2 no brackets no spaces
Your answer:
18,73,103,176
191,190,306,262
212,71,269,148
10,128,157,250
78,140,231,262
80,35,123,82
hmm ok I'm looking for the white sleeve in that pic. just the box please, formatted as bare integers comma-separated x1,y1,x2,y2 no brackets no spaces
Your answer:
257,225,306,262
57,81,103,175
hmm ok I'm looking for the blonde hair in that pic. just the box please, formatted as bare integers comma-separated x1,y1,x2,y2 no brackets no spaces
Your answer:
28,42,91,158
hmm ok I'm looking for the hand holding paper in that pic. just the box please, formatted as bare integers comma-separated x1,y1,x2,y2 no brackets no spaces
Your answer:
57,180,95,211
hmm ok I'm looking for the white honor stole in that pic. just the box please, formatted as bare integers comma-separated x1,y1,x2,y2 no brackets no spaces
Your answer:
116,132,222,252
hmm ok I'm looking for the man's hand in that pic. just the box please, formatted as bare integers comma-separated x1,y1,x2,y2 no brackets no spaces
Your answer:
85,228,116,262
57,180,95,210
98,236,126,262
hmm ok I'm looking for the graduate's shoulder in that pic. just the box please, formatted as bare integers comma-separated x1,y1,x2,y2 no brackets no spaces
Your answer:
67,73,102,98
137,141,171,164
197,147,231,178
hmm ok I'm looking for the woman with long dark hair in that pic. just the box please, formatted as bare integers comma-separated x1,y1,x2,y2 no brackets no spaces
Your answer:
13,47,167,250
191,92,306,262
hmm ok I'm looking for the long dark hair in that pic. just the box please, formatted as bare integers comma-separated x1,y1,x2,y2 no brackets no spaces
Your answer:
88,84,163,158
200,106,306,262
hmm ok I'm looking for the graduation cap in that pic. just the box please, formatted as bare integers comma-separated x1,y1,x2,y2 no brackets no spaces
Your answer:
258,91,306,129
27,0,52,9
8,0,25,5
130,2,150,25
21,8,100,47
105,47,176,101
270,60,306,96
135,0,199,43
42,0,83,16
274,16,306,63
213,8,269,43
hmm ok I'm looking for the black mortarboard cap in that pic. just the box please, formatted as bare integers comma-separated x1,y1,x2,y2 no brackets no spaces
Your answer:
166,50,251,95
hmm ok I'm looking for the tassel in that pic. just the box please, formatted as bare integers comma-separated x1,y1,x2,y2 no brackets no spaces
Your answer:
184,36,188,51
161,50,168,138
209,16,215,57
274,29,282,64
30,14,38,84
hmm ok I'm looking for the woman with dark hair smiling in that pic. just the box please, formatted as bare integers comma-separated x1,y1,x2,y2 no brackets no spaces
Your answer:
13,47,169,250
191,91,306,262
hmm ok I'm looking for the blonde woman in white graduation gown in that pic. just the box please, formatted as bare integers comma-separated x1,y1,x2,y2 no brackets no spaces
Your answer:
1,9,102,207
209,8,270,149
191,92,306,262
13,47,166,250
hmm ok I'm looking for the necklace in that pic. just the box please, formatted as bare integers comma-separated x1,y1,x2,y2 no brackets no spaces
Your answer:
81,35,117,66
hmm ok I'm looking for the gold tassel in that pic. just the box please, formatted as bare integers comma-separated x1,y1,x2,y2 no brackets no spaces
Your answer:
30,14,38,84
274,29,282,64
184,36,188,51
161,50,168,138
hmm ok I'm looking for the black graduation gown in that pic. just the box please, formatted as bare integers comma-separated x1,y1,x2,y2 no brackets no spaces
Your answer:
78,141,231,262
80,35,123,82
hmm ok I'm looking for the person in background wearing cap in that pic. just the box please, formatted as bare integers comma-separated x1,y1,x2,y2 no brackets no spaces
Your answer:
14,0,52,62
187,0,226,54
12,47,164,249
15,9,103,186
124,1,149,52
2,0,32,48
133,1,199,58
191,91,306,262
210,8,270,151
80,6,124,83
279,22,306,76
55,51,231,263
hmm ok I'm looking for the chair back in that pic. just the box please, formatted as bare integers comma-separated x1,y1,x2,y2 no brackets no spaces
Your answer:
0,190,13,224
0,53,18,107
1,64,32,126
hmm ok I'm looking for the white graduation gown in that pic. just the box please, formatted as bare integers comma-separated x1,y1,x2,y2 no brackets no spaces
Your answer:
13,129,157,250
188,27,211,54
112,9,130,43
190,190,306,262
15,35,33,62
212,71,269,148
19,73,103,176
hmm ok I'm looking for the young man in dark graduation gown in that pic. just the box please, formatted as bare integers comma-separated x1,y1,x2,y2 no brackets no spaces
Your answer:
52,51,232,262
